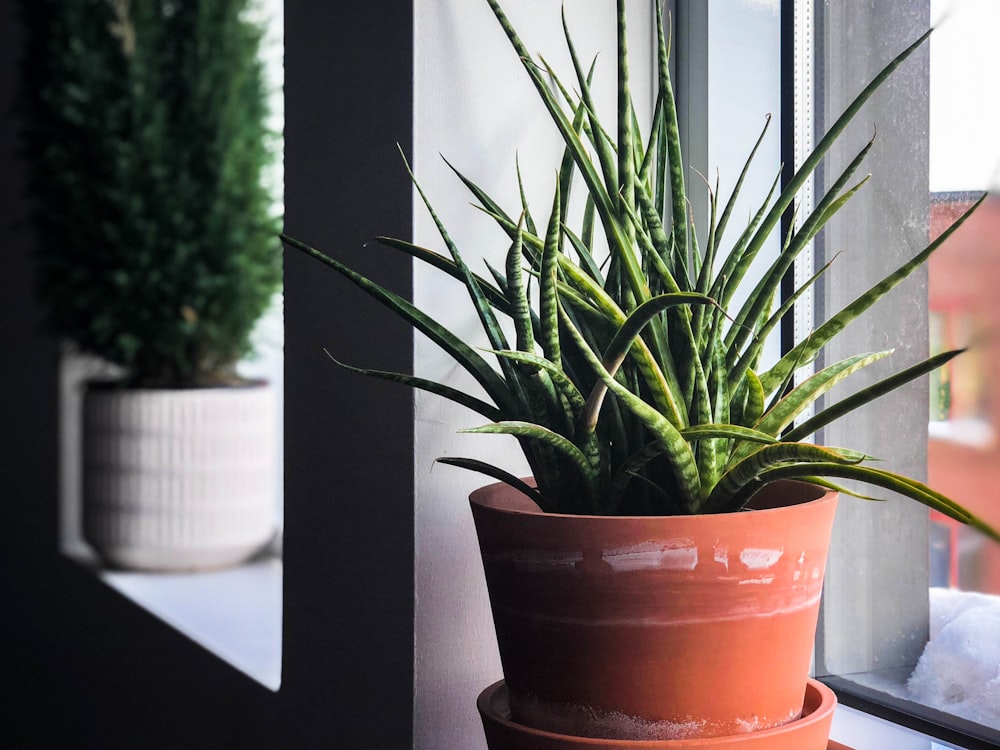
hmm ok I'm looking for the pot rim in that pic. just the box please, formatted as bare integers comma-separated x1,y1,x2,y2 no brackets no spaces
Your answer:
470,478,838,522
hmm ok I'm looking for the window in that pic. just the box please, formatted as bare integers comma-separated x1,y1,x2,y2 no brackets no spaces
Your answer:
808,0,1000,745
409,0,1000,746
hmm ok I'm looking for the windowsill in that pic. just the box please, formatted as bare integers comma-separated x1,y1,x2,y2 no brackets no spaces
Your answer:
823,586,1000,749
831,702,973,750
58,349,285,692
928,419,996,449
67,543,282,691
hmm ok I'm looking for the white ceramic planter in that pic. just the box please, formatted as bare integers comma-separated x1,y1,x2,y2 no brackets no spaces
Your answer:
82,383,277,571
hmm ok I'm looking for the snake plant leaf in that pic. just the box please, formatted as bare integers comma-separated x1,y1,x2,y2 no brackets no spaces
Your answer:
375,236,512,314
399,149,516,361
460,420,600,505
792,476,883,501
728,254,839,391
783,347,965,442
679,423,779,445
630,176,683,295
722,31,932,314
562,224,606,286
736,463,1000,544
490,349,587,413
736,368,766,428
653,0,687,265
540,178,563,364
551,278,608,327
505,217,535,358
637,93,664,192
704,442,867,513
759,194,986,396
724,134,876,361
756,349,892,435
692,169,720,301
281,234,514,413
549,74,618,174
484,260,546,342
581,192,597,259
726,170,869,361
515,157,539,238
322,352,504,423
615,0,636,248
580,292,716,433
754,350,892,438
736,167,869,351
558,83,592,227
435,457,547,510
444,158,544,256
562,5,618,202
557,259,682,425
535,51,599,227
710,165,784,312
560,305,702,510
484,0,620,242
653,89,668,219
492,346,604,481
710,114,773,272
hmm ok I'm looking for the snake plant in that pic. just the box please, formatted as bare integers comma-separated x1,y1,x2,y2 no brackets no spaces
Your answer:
285,0,997,539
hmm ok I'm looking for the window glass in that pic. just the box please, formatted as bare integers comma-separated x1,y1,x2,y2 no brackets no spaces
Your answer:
926,0,1000,591
811,0,1000,740
918,0,1000,732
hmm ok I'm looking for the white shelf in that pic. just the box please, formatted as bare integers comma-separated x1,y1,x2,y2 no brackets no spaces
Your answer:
831,703,968,750
100,556,282,690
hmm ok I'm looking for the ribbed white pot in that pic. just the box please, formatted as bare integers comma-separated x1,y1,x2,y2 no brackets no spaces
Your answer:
82,382,277,571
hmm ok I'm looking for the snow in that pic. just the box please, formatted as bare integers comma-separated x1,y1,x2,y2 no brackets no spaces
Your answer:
905,588,1000,730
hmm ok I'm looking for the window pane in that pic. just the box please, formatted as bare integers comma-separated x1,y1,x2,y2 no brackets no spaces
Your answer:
927,0,1000,594
918,0,1000,733
811,0,1000,739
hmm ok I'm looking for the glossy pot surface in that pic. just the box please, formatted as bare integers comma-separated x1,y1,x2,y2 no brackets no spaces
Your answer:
471,480,839,740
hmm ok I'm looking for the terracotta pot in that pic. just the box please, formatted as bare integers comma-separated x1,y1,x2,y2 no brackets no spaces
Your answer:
82,382,277,571
470,480,839,740
477,678,839,750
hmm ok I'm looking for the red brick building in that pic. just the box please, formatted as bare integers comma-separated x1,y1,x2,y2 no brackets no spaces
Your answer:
928,194,1000,593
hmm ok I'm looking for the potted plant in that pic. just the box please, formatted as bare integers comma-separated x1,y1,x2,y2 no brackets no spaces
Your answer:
284,0,998,746
17,0,282,571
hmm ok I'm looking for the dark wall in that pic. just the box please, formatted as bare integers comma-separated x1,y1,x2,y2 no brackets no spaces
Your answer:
0,1,415,747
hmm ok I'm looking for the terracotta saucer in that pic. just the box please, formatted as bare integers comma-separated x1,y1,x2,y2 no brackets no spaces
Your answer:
477,679,843,750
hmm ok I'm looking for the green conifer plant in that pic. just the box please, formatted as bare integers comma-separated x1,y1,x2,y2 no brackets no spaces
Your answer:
18,0,281,387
